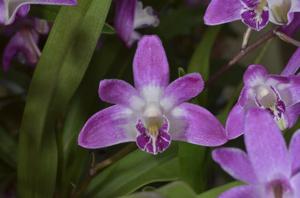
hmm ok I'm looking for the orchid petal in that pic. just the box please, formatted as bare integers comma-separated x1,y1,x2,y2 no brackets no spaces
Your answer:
0,0,5,24
286,103,300,128
161,73,204,111
291,172,300,197
268,0,294,25
281,48,300,76
243,64,268,87
244,109,291,182
212,148,257,184
241,0,259,9
78,105,136,149
204,0,242,25
114,0,136,47
16,5,30,17
289,130,300,176
289,0,300,24
290,76,300,104
98,79,144,110
2,0,77,25
219,185,260,198
3,29,39,71
171,103,227,146
133,35,169,90
280,13,300,36
33,19,50,35
225,104,245,139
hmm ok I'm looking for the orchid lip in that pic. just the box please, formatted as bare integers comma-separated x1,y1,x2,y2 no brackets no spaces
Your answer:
240,0,269,30
266,178,293,198
135,116,171,155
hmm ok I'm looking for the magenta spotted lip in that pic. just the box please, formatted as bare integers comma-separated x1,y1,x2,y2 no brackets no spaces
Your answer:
136,117,171,155
78,35,227,155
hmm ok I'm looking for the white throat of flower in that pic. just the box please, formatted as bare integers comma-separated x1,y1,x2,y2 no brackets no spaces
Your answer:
255,85,287,130
269,0,291,24
143,103,163,137
133,2,159,30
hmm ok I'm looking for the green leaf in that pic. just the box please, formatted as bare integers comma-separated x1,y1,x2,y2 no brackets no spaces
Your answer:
217,82,243,123
102,24,115,34
178,27,221,194
85,145,180,198
30,5,60,21
156,8,202,39
197,182,242,198
58,40,123,196
17,0,112,197
178,67,186,77
0,127,17,168
188,26,221,79
30,5,115,34
120,181,197,198
156,181,197,198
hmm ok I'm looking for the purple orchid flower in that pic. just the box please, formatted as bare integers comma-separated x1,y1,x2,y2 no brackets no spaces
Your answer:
213,109,300,198
204,0,300,31
2,18,50,71
78,35,227,155
280,13,300,36
114,0,159,48
0,0,77,25
281,47,300,77
226,64,300,139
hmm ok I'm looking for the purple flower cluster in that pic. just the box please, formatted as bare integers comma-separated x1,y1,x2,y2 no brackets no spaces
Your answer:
2,1,300,197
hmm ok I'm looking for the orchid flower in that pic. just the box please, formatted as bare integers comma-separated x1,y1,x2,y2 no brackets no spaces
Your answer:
226,64,300,139
280,13,300,36
78,35,227,155
0,0,77,25
213,109,300,198
114,0,159,48
2,18,50,71
204,0,300,31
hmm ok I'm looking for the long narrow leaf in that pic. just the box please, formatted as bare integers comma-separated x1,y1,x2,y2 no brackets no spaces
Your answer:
179,27,221,193
17,0,112,197
85,145,180,198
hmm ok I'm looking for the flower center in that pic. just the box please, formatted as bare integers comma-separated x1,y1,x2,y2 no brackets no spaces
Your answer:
273,184,283,198
268,179,293,198
135,105,171,154
146,117,163,137
254,85,287,130
240,0,269,30
269,0,291,24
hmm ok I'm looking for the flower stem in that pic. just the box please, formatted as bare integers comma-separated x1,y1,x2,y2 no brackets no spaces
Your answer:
206,28,277,87
241,28,252,49
274,30,300,47
70,144,136,198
